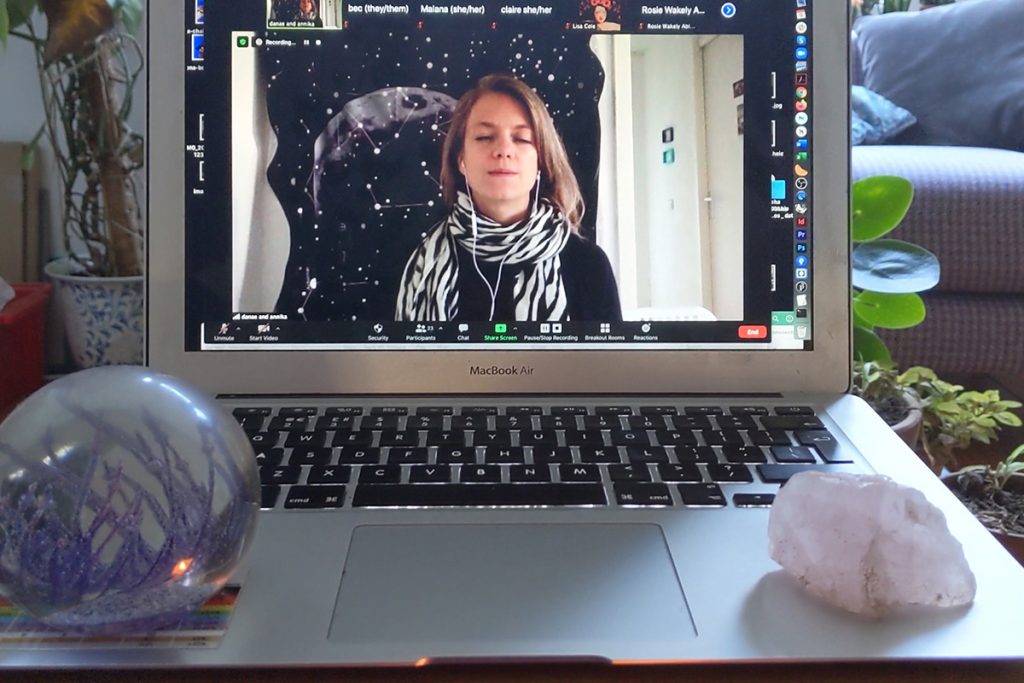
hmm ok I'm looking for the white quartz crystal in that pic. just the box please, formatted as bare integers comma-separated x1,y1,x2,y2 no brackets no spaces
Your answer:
768,471,976,617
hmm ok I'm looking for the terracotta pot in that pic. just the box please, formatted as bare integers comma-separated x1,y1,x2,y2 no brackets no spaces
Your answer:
890,392,923,450
44,258,144,368
944,473,1024,568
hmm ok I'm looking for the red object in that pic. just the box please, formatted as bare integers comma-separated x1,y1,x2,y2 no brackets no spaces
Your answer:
738,325,768,340
0,282,51,418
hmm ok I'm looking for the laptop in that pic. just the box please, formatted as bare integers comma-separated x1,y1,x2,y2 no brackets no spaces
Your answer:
6,0,1024,670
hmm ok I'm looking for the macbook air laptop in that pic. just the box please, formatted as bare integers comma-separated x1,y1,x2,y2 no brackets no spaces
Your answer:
6,0,1024,670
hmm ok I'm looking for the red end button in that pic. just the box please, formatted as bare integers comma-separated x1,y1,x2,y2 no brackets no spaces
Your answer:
738,325,768,339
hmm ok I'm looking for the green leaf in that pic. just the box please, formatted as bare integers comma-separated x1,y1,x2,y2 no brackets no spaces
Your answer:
7,0,36,28
853,326,892,364
1,0,9,48
853,291,925,330
107,0,141,34
852,239,941,293
852,175,914,243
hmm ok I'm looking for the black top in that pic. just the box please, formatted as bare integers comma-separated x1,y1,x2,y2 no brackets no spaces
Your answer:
452,234,622,321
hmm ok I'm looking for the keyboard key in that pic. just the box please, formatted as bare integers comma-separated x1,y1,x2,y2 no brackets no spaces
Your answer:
722,446,768,464
495,415,532,430
521,430,559,446
509,465,551,482
672,415,713,430
626,446,670,464
747,429,791,446
714,415,758,431
628,415,667,430
484,447,526,464
540,415,576,430
707,463,754,483
583,415,621,429
677,483,727,507
609,464,652,482
359,465,402,484
279,407,318,417
387,447,430,464
461,465,502,483
285,485,346,509
234,407,272,417
729,406,768,416
261,485,281,509
326,407,363,416
268,416,310,431
462,406,498,415
409,465,452,483
308,465,352,484
415,406,452,415
674,446,718,463
436,447,477,464
332,431,374,447
236,415,265,430
426,430,467,447
248,431,280,448
506,406,543,415
338,447,382,464
559,464,603,483
285,431,327,448
684,406,724,415
314,415,357,431
733,493,775,507
796,430,851,463
640,406,678,415
451,415,488,430
253,447,284,467
260,465,301,485
531,446,574,465
615,483,673,506
379,429,421,447
473,431,513,447
774,406,815,415
760,415,824,431
596,406,634,415
288,446,332,465
565,430,605,446
362,415,400,430
406,415,444,429
655,430,697,447
657,463,702,482
700,430,745,447
551,406,589,415
352,484,607,507
578,446,621,464
610,430,650,446
370,407,407,415
771,446,818,464
757,464,835,484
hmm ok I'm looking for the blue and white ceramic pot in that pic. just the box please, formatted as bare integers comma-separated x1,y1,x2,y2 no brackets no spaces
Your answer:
44,258,144,368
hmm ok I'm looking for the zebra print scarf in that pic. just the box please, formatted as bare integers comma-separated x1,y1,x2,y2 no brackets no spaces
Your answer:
396,192,572,321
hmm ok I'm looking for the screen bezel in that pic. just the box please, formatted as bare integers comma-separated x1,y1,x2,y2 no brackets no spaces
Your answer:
147,0,851,396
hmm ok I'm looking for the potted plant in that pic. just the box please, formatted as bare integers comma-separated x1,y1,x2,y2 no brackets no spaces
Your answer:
851,175,940,365
851,359,922,448
899,367,1023,474
945,444,1024,566
1,0,145,367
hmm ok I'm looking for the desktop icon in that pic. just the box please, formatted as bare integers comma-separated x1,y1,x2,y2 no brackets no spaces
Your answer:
796,294,808,307
795,125,808,137
796,86,808,99
795,21,807,34
795,268,808,280
794,164,809,177
796,9,807,20
795,47,808,60
796,35,807,46
771,175,787,200
795,281,809,293
796,190,807,201
795,100,808,112
795,73,809,85
795,138,808,150
796,229,808,240
795,112,808,125
796,0,807,7
795,243,808,253
795,60,808,72
796,216,808,227
795,203,808,214
794,177,809,190
796,255,809,267
795,151,808,162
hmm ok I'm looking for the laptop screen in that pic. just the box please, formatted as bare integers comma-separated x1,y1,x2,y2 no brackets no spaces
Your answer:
184,0,814,352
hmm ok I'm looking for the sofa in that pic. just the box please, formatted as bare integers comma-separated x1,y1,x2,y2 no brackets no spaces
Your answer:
849,0,1024,377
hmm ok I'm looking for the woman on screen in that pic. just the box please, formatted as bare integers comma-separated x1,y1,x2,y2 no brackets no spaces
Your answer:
395,74,621,322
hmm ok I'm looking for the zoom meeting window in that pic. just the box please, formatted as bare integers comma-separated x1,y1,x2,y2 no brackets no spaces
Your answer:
185,0,813,350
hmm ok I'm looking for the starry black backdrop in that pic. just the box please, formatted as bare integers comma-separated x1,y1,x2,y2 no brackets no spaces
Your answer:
261,28,604,322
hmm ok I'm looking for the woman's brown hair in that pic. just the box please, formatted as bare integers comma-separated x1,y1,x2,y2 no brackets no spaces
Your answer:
439,73,585,229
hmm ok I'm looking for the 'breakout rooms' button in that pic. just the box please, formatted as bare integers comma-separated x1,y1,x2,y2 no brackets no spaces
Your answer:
738,325,768,339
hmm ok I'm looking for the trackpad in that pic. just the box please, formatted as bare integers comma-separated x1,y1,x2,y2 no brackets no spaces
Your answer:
328,524,696,651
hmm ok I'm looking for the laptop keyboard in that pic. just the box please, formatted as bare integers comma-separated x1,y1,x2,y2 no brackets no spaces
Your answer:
234,404,855,510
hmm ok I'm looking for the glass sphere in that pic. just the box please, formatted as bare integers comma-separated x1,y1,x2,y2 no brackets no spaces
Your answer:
0,366,260,634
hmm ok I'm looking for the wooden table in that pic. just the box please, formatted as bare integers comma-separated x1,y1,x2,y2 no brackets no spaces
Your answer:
6,661,1024,682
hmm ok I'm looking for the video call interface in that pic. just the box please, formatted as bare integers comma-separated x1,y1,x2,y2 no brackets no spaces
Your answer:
184,0,814,351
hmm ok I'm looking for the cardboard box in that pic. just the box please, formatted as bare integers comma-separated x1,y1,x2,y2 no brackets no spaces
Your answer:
0,142,42,283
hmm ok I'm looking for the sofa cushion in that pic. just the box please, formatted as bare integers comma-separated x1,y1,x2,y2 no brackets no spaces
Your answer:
852,145,1024,295
853,0,1024,151
851,86,916,145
